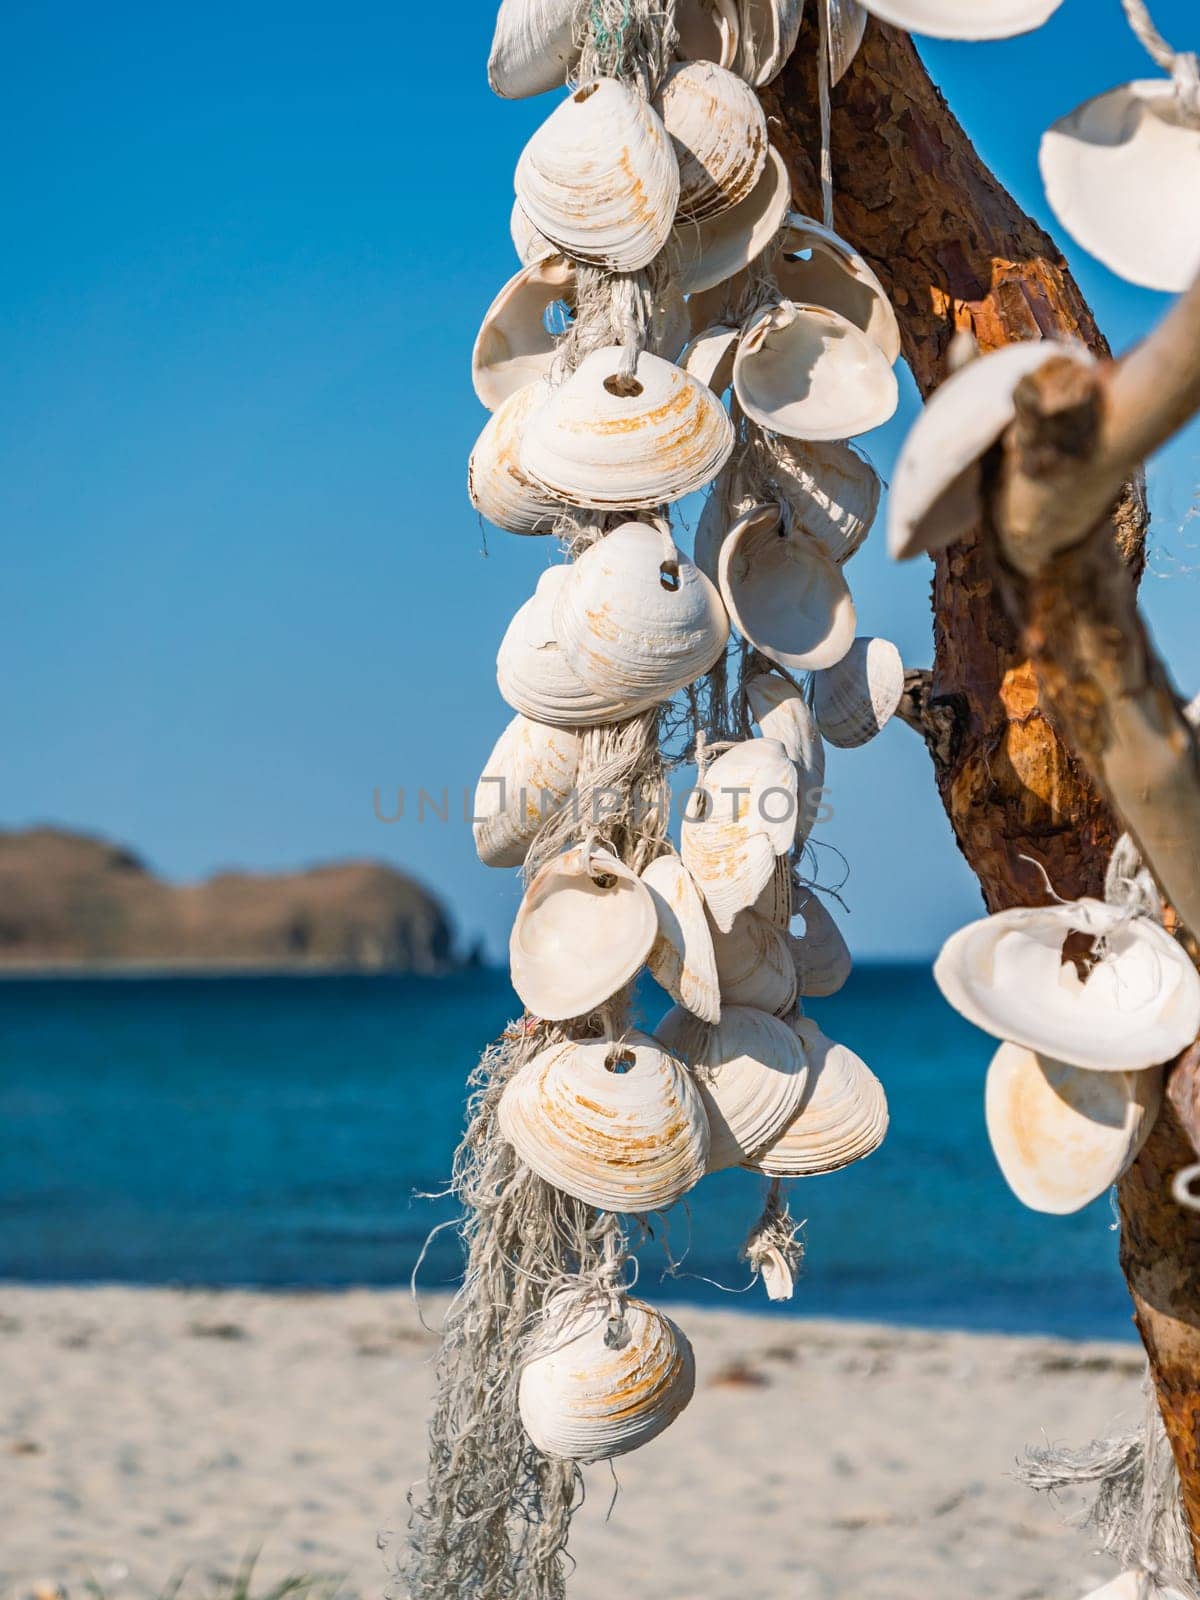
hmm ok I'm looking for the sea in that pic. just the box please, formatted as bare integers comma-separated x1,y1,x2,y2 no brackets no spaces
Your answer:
0,965,1136,1341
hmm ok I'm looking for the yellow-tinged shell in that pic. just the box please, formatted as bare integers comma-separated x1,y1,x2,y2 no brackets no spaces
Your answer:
747,1016,888,1177
473,714,581,870
655,61,767,223
518,1292,695,1463
472,257,574,412
657,1002,808,1170
468,379,562,535
985,1042,1162,1215
681,737,797,932
642,854,722,1024
510,844,658,1022
710,908,798,1015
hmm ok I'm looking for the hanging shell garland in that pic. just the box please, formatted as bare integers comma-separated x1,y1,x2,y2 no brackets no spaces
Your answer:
655,61,768,223
682,737,798,931
733,301,899,441
812,635,905,748
518,1293,696,1464
710,907,799,1014
467,379,562,535
472,255,573,411
473,713,581,869
675,145,793,293
747,1017,889,1177
642,853,723,1024
776,214,902,364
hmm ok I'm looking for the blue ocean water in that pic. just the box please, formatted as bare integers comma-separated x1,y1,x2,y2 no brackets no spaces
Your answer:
0,966,1135,1340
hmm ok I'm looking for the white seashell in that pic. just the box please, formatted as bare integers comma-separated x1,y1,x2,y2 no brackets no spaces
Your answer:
473,714,581,869
734,300,899,440
657,1003,809,1169
511,198,558,266
642,854,722,1024
692,487,730,584
675,0,741,69
718,502,857,672
757,1245,796,1300
1040,80,1200,294
676,145,792,294
812,635,905,748
777,214,901,364
656,62,768,224
754,854,796,927
682,738,798,931
934,899,1200,1073
498,1033,710,1211
515,80,680,271
857,0,1063,38
745,673,827,799
510,843,658,1021
888,340,1096,561
734,0,806,87
521,347,734,510
710,908,799,1015
827,0,868,83
498,567,663,726
984,1042,1161,1216
472,256,574,412
680,323,739,395
488,0,580,99
552,520,729,703
791,886,853,996
747,1016,888,1176
468,379,562,535
769,438,881,564
519,1293,695,1463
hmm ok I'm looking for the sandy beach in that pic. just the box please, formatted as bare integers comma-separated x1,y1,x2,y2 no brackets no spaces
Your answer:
0,1286,1146,1600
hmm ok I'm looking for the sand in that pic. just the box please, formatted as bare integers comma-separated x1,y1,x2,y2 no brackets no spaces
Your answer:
0,1286,1148,1600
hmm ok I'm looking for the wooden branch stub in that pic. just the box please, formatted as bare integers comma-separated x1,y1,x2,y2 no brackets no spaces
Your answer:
894,667,964,771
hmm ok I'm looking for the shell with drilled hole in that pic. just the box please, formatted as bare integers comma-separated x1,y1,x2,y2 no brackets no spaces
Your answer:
488,0,580,99
472,256,573,411
734,301,899,440
857,0,1064,38
888,340,1096,560
812,636,905,748
791,888,853,997
710,908,799,1015
552,521,730,703
642,855,722,1024
510,844,658,1021
747,1016,889,1176
934,899,1200,1072
656,61,768,223
719,502,857,673
985,1042,1162,1215
769,438,881,565
1040,80,1200,294
497,567,663,726
745,674,827,803
657,1003,809,1170
777,215,901,363
521,347,735,510
473,714,581,869
468,380,562,535
515,80,680,271
675,145,793,294
498,1033,710,1211
519,1293,695,1463
681,737,798,931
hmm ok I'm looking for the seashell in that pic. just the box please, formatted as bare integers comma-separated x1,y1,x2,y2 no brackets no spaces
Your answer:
734,300,899,440
827,0,868,84
745,673,827,799
498,1033,710,1211
747,1016,888,1176
888,340,1096,560
718,502,857,672
515,80,680,272
791,887,853,997
642,854,722,1024
472,256,574,412
934,899,1200,1073
734,0,806,87
657,1003,809,1170
682,738,797,931
857,0,1064,37
984,1042,1162,1216
521,346,734,510
769,438,881,564
653,281,694,364
511,198,557,266
498,567,663,725
473,714,581,869
1040,80,1200,294
488,0,580,99
511,843,658,1021
812,635,905,748
675,0,741,69
754,854,795,928
655,62,768,224
552,520,729,703
710,908,799,1015
676,145,792,294
776,214,901,364
468,379,562,535
680,324,739,395
519,1292,695,1463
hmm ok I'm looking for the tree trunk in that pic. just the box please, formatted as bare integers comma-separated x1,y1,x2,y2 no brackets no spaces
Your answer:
763,13,1200,1562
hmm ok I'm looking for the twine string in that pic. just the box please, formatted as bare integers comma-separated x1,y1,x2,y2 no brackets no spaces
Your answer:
817,0,835,229
1120,0,1200,119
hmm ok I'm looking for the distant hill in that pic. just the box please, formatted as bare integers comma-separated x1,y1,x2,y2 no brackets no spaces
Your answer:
0,828,459,973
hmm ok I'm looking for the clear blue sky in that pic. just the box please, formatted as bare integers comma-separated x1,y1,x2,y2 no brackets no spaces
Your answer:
3,0,1197,961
